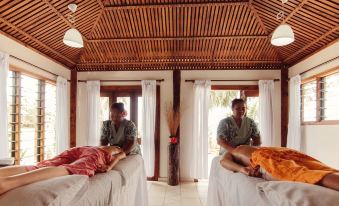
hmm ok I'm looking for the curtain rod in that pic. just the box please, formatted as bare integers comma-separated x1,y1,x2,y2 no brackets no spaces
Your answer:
9,55,59,78
185,79,280,82
299,56,339,76
78,79,164,82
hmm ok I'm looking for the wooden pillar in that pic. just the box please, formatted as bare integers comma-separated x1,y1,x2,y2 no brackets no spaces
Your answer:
281,67,288,147
70,70,77,148
168,70,181,186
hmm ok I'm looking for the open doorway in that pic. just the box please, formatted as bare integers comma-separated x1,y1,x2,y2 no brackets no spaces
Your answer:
207,86,259,176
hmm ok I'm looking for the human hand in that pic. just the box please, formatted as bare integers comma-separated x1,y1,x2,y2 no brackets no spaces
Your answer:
97,165,109,173
239,166,262,178
117,151,126,159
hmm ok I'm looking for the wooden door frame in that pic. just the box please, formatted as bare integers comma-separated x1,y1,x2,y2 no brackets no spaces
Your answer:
100,85,160,181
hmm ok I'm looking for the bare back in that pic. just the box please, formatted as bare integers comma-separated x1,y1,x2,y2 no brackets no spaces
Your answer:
231,145,258,166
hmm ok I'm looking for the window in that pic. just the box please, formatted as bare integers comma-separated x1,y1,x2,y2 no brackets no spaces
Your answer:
301,80,317,122
7,71,57,165
301,69,339,123
322,72,339,120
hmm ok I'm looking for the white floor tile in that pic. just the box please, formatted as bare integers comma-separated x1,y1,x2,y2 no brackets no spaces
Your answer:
148,180,208,206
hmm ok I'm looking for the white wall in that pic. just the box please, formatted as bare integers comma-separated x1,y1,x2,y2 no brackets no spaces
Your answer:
0,33,70,80
289,41,339,169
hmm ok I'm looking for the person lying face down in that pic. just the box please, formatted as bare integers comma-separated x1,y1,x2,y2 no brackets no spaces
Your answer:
220,145,339,191
0,146,126,195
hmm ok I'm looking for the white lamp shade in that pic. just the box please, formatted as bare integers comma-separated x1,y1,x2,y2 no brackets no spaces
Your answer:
63,28,83,48
271,24,295,46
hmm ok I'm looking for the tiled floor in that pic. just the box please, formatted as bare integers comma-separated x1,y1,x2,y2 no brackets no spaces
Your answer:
148,180,208,206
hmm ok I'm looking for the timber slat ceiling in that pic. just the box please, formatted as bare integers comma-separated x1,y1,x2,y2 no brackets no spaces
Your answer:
0,0,338,71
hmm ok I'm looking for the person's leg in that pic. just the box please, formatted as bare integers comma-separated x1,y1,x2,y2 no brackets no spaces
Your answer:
0,166,29,177
318,173,339,191
0,166,69,195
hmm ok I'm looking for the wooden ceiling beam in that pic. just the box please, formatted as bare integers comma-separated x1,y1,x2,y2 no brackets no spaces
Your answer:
104,1,249,10
268,0,310,37
280,0,310,25
249,1,285,61
96,0,104,9
0,17,76,66
88,35,268,42
41,0,88,41
87,10,104,39
77,60,281,66
284,25,339,62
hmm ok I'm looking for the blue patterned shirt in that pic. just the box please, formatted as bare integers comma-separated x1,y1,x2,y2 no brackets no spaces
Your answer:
217,116,260,155
100,119,141,155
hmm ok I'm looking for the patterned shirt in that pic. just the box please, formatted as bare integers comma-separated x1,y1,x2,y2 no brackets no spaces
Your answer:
217,116,260,155
100,119,141,155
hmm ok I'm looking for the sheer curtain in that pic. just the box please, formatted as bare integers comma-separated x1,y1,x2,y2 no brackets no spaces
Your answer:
56,76,69,153
0,52,9,158
191,80,211,179
141,80,156,177
76,82,88,146
86,81,101,146
287,75,301,150
259,80,274,146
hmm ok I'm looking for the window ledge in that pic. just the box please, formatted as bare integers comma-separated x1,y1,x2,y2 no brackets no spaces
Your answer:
302,120,339,125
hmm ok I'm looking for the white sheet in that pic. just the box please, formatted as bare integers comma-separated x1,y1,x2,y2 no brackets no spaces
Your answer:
74,155,148,206
207,156,270,206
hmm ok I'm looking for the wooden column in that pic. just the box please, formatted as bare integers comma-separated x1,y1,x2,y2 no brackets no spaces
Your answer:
168,70,181,185
281,67,288,147
70,70,77,148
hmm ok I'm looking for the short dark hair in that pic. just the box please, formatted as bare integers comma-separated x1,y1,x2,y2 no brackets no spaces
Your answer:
231,98,246,108
110,102,125,112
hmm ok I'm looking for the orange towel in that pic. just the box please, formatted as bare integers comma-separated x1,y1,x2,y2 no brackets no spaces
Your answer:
250,147,338,184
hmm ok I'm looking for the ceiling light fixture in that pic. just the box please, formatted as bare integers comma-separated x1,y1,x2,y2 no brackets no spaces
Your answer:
63,3,83,48
271,0,294,46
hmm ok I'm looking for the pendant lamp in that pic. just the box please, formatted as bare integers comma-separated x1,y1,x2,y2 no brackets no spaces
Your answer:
271,0,295,46
63,4,83,48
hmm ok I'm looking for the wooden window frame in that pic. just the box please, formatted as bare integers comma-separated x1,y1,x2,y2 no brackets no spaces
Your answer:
100,85,161,181
301,66,339,125
8,67,56,164
211,85,259,99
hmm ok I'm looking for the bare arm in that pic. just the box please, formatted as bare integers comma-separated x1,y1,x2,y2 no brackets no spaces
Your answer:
97,152,126,173
122,139,136,154
220,151,261,177
252,136,261,146
220,151,244,173
217,136,235,152
100,139,109,146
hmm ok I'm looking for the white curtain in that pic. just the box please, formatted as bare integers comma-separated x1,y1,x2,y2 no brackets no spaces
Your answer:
259,80,274,146
287,75,301,150
76,82,88,146
141,80,156,177
0,52,9,158
56,76,69,153
86,81,101,146
191,80,211,179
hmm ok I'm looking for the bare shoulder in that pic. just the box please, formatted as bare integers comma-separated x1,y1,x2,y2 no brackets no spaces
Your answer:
231,145,258,165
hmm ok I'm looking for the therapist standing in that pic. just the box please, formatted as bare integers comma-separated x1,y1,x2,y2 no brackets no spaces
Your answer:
217,98,261,155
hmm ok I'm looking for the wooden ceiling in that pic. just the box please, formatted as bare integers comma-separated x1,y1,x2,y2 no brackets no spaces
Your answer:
0,0,338,71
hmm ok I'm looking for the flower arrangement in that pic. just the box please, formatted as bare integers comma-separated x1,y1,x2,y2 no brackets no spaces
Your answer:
165,102,180,144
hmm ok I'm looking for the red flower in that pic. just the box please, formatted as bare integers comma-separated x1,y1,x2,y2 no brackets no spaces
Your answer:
169,137,178,144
